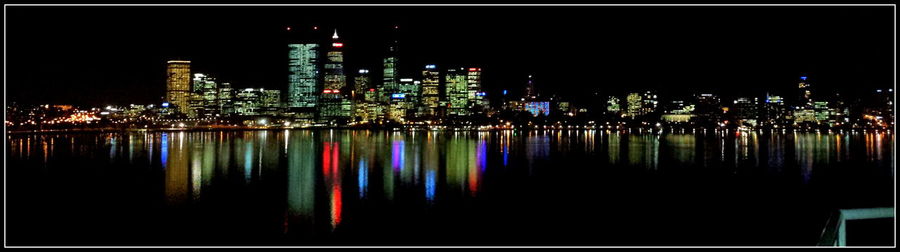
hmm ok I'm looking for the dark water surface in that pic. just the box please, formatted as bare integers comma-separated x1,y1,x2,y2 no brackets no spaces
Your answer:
6,130,894,246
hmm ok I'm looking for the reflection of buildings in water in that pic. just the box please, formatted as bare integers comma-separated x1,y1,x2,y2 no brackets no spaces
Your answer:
358,159,368,198
423,133,439,202
286,131,316,231
445,136,469,194
191,136,202,200
627,135,659,170
445,135,485,196
663,134,696,166
470,139,487,195
108,134,117,162
202,140,215,187
241,137,253,182
382,134,403,201
500,131,512,167
525,132,550,171
165,132,189,205
323,140,342,229
217,132,231,178
606,132,620,165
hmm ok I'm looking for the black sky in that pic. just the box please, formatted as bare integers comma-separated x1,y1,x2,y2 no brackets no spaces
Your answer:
6,5,894,106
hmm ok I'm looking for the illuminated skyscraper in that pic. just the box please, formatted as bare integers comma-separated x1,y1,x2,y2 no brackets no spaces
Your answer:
445,68,469,116
732,97,759,126
287,41,320,113
421,65,440,117
625,92,642,118
166,60,191,115
466,68,482,109
797,76,812,108
324,30,347,91
398,78,421,118
353,69,370,101
353,69,369,120
763,94,789,126
694,93,722,124
524,74,537,100
261,89,283,116
382,26,400,103
217,82,235,116
319,30,352,123
235,88,262,116
192,73,218,118
606,96,621,115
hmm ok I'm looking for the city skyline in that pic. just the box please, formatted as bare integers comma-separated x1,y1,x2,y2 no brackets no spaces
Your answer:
7,6,893,106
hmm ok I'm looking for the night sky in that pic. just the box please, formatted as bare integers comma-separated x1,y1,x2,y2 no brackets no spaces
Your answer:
6,5,894,107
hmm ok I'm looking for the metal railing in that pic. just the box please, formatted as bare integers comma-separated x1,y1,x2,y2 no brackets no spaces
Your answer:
817,207,894,247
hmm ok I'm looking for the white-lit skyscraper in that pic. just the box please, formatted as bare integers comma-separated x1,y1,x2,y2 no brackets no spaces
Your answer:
287,43,320,110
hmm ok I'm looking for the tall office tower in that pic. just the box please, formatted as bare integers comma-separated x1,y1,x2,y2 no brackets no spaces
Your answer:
524,74,537,100
354,69,370,101
288,43,320,110
421,65,440,117
797,76,813,108
261,89,283,116
324,30,347,91
606,96,621,114
217,82,235,116
732,97,759,126
445,68,469,116
694,93,722,125
319,30,352,123
187,93,203,118
626,92,642,118
286,26,321,119
353,69,371,122
382,26,400,103
763,94,788,126
640,90,658,116
466,68,482,111
235,88,261,116
166,60,191,115
397,78,421,118
193,73,219,117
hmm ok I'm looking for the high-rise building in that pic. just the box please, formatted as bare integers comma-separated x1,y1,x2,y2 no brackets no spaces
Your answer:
287,43,320,112
732,97,759,126
353,69,370,101
625,93,642,118
694,93,722,124
166,60,191,115
389,78,421,120
763,94,789,126
235,88,262,116
466,68,482,112
382,27,400,103
217,82,235,116
421,64,440,117
353,69,372,122
261,89,283,116
192,73,218,118
445,68,469,116
319,30,352,123
606,96,621,115
524,75,537,100
798,76,813,108
640,90,658,116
